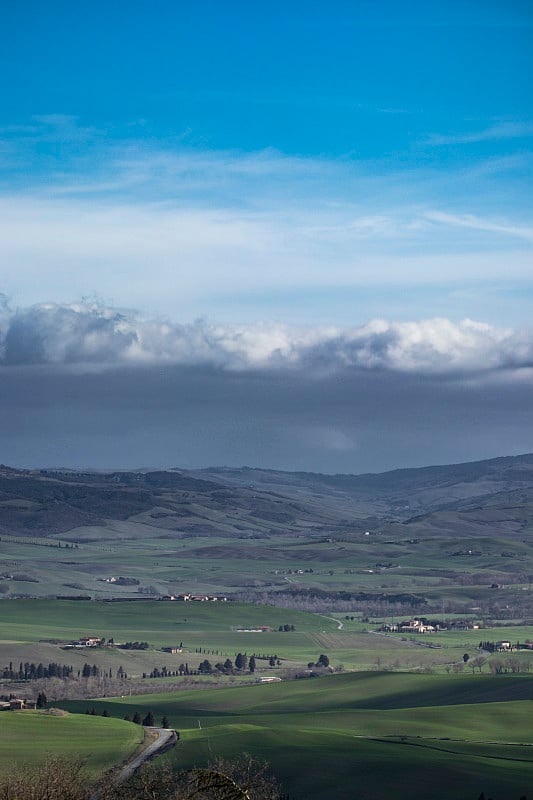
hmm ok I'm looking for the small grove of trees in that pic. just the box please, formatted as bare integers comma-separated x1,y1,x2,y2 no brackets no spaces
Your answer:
197,653,256,674
81,664,100,678
278,625,295,632
80,664,128,679
488,657,530,674
113,577,140,586
307,654,330,670
146,663,191,678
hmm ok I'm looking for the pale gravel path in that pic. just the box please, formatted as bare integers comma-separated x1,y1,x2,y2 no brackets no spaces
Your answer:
116,727,177,782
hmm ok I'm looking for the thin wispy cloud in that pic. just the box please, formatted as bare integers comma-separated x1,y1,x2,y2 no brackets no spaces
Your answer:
0,121,531,317
425,211,533,242
426,121,533,147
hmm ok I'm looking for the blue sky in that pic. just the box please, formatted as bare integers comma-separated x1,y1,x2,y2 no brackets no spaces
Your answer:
1,0,532,324
0,1,532,471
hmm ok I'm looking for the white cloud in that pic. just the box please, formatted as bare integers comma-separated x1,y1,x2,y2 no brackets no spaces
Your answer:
1,301,531,379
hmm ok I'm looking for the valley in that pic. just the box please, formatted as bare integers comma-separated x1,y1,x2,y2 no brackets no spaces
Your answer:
1,454,533,798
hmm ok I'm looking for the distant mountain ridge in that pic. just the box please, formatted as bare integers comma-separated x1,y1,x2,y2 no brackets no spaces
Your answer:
0,453,532,538
1,454,533,606
192,453,533,517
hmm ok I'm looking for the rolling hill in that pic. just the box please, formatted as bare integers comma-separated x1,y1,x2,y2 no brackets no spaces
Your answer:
0,455,532,612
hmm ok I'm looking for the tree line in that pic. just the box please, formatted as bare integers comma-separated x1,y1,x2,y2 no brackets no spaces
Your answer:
2,661,74,681
144,653,282,679
84,707,169,727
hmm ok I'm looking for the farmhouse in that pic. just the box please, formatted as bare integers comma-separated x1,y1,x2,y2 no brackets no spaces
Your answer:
71,636,102,647
171,593,226,601
80,636,101,646
236,626,273,633
381,617,477,634
384,619,436,634
399,620,435,633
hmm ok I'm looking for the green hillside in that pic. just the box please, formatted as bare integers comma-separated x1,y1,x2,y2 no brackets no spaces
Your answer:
56,671,533,799
0,711,143,776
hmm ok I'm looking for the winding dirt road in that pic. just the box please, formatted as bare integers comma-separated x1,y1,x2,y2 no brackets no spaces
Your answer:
116,727,177,782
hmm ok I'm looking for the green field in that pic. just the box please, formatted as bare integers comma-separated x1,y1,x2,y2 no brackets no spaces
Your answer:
0,600,343,684
55,671,533,800
1,600,532,686
1,458,533,633
2,600,533,798
1,460,533,797
0,711,143,777
2,509,533,616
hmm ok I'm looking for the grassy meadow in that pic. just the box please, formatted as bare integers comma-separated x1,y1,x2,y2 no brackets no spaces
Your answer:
1,599,531,688
0,600,533,800
1,599,533,798
0,711,143,777
1,599,533,684
1,461,533,796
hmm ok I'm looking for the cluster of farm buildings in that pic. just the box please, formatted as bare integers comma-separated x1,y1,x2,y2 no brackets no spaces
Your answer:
162,593,227,602
380,618,480,634
64,635,103,648
0,698,36,711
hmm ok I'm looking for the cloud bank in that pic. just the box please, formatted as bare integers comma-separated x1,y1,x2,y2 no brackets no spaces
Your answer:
0,300,531,473
1,300,532,378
